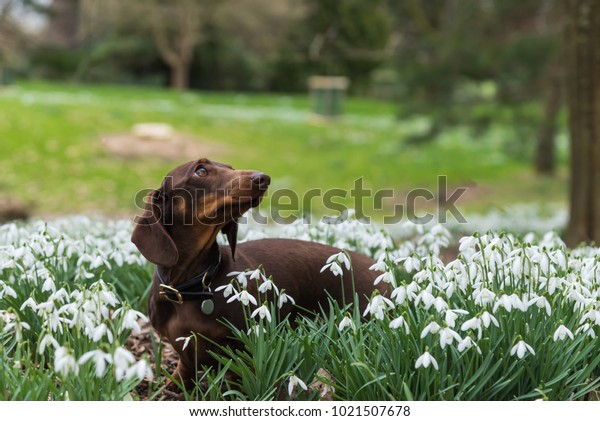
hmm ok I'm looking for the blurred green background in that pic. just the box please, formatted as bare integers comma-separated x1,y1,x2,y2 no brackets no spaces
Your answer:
0,0,568,220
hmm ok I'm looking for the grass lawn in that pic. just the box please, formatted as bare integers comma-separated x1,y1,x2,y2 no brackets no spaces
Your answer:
0,81,568,219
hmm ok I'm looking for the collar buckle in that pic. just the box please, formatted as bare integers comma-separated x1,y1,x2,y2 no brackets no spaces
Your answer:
159,284,183,305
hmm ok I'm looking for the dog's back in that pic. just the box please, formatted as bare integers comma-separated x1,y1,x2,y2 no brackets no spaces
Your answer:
229,238,386,313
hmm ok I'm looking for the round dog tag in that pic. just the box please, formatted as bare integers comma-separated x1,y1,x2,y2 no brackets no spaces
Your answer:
201,299,215,315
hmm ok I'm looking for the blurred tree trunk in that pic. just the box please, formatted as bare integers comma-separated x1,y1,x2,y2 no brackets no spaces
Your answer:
534,59,563,175
46,0,80,48
147,0,204,90
564,0,600,245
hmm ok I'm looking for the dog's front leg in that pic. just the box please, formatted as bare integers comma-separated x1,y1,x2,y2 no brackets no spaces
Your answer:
166,359,197,392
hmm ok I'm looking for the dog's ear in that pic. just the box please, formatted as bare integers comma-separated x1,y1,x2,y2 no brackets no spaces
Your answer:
222,220,238,261
131,189,179,267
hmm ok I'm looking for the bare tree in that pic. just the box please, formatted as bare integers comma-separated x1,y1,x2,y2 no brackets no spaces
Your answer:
564,0,600,245
534,54,563,175
146,0,215,90
80,0,216,90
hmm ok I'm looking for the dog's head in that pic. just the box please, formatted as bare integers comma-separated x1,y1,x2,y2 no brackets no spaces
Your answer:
131,158,270,266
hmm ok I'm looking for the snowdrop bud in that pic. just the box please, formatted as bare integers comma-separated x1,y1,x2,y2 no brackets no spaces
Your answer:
338,315,355,332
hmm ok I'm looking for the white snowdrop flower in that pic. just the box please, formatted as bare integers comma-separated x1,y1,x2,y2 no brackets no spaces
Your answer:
333,251,351,270
76,266,95,280
215,283,237,298
47,310,66,334
54,346,79,377
113,347,136,381
389,315,409,334
445,309,468,329
3,319,30,341
251,304,272,323
439,327,462,349
391,285,407,305
406,281,420,301
321,261,343,277
288,374,308,396
567,288,592,307
473,288,496,306
511,254,528,277
99,289,119,307
510,340,535,359
38,333,59,355
528,295,552,316
545,277,563,295
111,249,124,267
416,289,435,308
420,321,441,338
338,315,355,332
373,271,394,285
126,359,153,381
321,251,350,276
19,297,37,311
493,294,515,313
461,316,482,334
52,288,69,303
175,335,193,351
227,271,248,288
580,309,600,326
362,294,394,320
575,323,596,339
0,283,17,299
369,260,388,272
92,323,114,343
78,350,113,378
413,269,430,284
511,294,529,312
42,276,56,293
457,336,481,354
538,252,551,276
553,325,574,342
258,279,279,295
117,309,148,334
90,254,111,270
415,351,439,370
481,311,499,329
249,268,263,281
227,290,258,307
466,262,483,283
403,255,420,272
430,297,449,313
458,236,479,251
277,291,295,309
552,250,567,271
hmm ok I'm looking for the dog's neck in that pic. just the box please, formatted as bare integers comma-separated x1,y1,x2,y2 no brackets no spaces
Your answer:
159,224,222,286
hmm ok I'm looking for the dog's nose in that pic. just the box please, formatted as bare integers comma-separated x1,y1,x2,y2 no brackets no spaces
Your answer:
251,172,271,189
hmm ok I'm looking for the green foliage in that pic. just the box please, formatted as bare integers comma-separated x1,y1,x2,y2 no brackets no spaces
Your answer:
273,0,393,92
1,213,599,401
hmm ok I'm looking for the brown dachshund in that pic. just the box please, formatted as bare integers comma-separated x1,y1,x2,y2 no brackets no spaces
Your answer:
131,158,386,386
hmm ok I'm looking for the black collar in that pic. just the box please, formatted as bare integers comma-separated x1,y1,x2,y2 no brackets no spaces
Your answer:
156,247,221,305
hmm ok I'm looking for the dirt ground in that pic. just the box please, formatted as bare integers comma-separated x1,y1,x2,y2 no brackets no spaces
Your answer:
126,321,185,400
101,131,224,161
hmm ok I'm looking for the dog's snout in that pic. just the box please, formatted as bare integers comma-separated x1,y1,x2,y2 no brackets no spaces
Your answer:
251,172,271,189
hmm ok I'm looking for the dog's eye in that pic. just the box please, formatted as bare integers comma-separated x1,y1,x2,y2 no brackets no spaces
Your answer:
195,166,208,177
